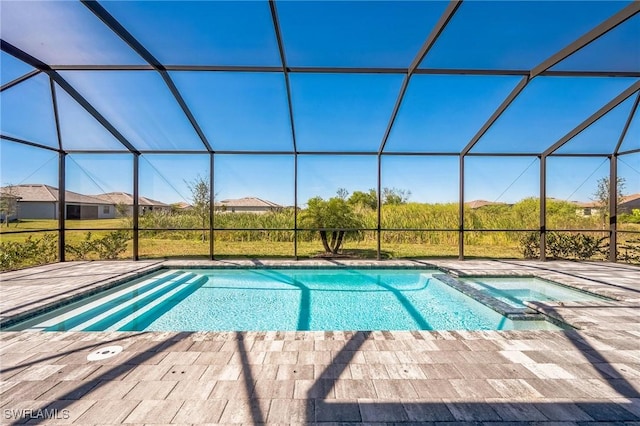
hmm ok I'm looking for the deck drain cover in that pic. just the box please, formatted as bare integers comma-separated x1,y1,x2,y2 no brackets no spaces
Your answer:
87,345,123,361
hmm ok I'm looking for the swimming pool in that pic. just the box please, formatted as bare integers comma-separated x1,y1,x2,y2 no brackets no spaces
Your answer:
5,268,562,331
459,276,608,308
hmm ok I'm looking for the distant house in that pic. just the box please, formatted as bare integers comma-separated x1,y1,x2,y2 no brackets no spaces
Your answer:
574,201,602,217
620,193,640,213
464,200,508,209
215,197,282,214
571,194,640,217
172,201,193,212
94,192,171,216
1,184,115,220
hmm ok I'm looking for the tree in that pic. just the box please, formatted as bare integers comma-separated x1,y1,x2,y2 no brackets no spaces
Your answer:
383,187,411,205
186,175,210,242
593,176,625,226
0,184,18,227
300,196,364,254
115,202,129,218
348,189,378,210
336,188,349,200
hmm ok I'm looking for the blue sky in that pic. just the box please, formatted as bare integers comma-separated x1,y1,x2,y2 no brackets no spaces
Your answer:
1,0,639,206
2,143,638,206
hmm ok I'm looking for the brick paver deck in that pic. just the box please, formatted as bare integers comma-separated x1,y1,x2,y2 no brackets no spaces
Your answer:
1,259,639,424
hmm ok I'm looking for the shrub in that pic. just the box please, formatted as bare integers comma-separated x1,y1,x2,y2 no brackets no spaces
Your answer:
520,232,539,259
519,231,607,260
0,241,21,270
65,232,96,260
546,232,573,259
94,230,130,259
65,230,131,260
572,233,608,260
619,209,640,224
0,234,57,271
618,237,640,263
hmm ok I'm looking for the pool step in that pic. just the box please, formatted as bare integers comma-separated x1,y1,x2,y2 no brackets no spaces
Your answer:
24,270,181,331
111,274,207,331
80,272,203,331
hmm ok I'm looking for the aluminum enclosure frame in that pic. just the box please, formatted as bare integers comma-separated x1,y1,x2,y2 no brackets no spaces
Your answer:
1,0,638,262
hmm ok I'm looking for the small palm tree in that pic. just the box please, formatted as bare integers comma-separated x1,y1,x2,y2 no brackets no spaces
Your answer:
300,196,363,254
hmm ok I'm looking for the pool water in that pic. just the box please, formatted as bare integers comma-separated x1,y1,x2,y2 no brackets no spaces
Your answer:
459,276,607,308
6,269,562,332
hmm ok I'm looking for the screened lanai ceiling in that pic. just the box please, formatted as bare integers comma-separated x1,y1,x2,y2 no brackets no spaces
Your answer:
1,0,639,156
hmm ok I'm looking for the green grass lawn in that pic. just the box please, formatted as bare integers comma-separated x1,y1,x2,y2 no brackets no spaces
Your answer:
0,219,130,249
141,239,520,260
2,218,637,269
0,218,129,232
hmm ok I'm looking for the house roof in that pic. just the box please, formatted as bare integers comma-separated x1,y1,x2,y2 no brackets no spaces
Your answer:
569,194,640,208
1,184,113,205
94,192,169,207
215,197,282,208
574,201,600,208
173,201,193,210
464,200,506,209
620,193,640,204
551,194,640,209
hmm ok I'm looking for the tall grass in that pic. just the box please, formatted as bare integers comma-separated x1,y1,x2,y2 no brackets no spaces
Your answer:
126,198,607,247
3,198,623,262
